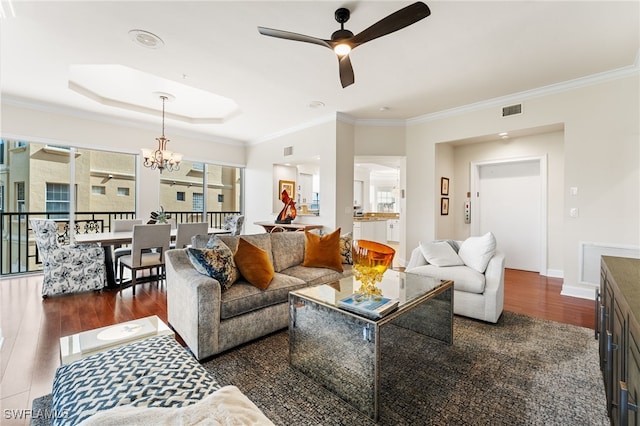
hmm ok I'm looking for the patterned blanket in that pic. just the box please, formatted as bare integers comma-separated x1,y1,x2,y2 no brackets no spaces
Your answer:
52,335,220,426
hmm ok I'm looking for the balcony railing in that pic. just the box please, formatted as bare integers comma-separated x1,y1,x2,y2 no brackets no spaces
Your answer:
0,210,240,276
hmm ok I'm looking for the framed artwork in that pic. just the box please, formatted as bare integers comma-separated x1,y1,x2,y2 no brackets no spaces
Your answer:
441,177,449,196
279,180,295,199
441,197,449,215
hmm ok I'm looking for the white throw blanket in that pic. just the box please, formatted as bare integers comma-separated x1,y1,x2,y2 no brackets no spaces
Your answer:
78,386,274,426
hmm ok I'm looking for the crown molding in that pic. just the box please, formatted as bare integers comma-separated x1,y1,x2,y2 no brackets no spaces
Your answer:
2,95,246,147
407,62,640,126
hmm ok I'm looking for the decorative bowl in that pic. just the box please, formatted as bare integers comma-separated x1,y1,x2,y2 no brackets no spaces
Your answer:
351,239,395,299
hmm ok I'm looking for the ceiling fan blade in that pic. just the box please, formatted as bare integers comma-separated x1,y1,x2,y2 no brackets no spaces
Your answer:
338,54,355,88
350,2,431,47
258,27,331,49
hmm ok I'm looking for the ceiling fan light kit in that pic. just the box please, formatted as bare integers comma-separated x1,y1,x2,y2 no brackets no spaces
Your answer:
258,2,431,88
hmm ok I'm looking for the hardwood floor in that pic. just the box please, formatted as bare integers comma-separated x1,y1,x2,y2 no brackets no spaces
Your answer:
0,270,595,425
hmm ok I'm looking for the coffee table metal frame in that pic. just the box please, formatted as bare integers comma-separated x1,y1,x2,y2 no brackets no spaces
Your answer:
289,271,453,420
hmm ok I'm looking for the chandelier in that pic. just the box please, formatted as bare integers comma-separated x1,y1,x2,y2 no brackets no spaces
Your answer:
141,95,182,173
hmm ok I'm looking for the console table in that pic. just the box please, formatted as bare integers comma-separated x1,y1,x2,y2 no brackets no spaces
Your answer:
597,256,640,424
254,221,322,233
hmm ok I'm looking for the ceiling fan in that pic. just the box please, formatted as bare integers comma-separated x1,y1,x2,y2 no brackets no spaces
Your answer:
258,2,431,88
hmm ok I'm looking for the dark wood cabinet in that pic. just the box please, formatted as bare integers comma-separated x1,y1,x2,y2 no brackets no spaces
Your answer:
598,256,640,425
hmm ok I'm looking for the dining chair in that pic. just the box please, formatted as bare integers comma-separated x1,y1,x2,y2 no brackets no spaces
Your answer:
30,219,105,298
118,223,171,296
171,222,208,249
112,218,143,282
223,215,244,236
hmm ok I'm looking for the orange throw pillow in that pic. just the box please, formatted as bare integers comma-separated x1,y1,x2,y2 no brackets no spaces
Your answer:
302,228,344,272
234,238,274,290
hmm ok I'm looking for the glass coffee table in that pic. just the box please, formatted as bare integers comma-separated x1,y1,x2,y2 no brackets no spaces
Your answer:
289,270,453,420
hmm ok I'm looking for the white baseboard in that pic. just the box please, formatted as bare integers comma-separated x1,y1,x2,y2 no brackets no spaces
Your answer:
561,282,598,300
544,269,564,278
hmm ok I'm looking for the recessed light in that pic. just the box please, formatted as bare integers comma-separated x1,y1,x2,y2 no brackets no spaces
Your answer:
499,132,509,139
308,101,325,109
129,29,164,49
379,106,390,112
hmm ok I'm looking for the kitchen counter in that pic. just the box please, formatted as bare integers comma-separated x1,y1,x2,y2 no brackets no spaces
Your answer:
353,217,389,222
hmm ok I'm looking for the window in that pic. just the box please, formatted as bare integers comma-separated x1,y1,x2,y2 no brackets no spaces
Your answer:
46,183,70,219
193,193,203,211
376,188,395,212
177,191,185,202
92,185,106,195
0,139,4,164
16,182,25,213
117,187,130,196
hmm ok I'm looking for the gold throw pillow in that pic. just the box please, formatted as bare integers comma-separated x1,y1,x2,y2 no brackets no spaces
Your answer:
234,238,275,290
302,228,344,272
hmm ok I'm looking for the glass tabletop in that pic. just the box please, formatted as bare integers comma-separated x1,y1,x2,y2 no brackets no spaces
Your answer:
292,270,446,311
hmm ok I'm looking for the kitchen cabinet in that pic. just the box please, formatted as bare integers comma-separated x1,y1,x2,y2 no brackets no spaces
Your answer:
353,221,361,241
354,220,386,244
386,219,400,242
597,256,640,425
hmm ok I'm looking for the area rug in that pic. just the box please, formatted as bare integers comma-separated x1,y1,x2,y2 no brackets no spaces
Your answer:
202,312,608,425
32,312,608,425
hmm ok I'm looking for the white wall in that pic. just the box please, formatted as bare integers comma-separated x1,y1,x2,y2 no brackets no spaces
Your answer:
1,103,246,220
406,73,639,298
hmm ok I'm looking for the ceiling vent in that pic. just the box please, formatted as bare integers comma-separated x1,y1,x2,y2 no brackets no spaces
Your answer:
284,146,293,156
502,104,522,117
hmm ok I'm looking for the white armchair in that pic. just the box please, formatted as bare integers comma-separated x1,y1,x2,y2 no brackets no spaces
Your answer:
30,219,106,298
406,234,505,323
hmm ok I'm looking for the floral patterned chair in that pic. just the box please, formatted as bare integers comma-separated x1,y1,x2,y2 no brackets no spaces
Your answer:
30,219,106,298
222,215,244,236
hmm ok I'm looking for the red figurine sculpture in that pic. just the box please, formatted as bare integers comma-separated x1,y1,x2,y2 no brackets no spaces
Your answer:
276,189,297,224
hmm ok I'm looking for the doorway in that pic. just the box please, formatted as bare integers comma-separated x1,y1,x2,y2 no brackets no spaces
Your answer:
470,156,547,273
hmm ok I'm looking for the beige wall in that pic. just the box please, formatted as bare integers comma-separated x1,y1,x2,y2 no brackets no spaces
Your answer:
244,118,337,234
442,130,565,274
406,73,639,298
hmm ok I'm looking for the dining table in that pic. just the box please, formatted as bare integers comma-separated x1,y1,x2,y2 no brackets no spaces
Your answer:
75,227,230,289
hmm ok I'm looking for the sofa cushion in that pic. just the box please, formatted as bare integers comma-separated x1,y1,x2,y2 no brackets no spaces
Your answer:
339,232,353,265
186,239,238,290
220,273,307,319
234,238,274,290
280,264,345,287
458,232,497,273
301,228,343,272
419,241,464,267
408,265,486,294
270,231,305,272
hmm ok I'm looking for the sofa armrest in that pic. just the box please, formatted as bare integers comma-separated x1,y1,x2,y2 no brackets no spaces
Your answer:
166,249,222,360
482,250,505,322
406,246,428,270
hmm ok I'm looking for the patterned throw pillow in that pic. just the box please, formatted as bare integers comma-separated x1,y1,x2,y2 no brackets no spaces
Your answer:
186,239,238,290
339,232,353,265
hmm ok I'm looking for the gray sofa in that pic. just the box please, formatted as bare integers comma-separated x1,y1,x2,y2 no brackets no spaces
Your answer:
165,232,353,360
